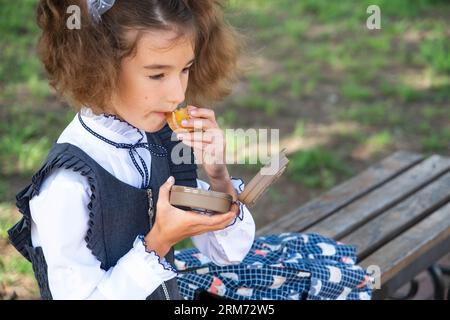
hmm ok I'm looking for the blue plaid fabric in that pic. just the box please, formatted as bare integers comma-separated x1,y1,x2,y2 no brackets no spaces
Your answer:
175,233,373,300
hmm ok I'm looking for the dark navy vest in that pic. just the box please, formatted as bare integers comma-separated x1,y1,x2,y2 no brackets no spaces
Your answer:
7,123,198,300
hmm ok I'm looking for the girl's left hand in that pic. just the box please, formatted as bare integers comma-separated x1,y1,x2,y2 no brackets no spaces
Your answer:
175,105,227,180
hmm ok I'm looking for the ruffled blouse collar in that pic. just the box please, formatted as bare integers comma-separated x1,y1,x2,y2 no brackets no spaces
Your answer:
79,106,145,144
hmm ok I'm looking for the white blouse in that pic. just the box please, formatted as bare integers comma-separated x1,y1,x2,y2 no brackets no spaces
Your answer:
29,107,255,300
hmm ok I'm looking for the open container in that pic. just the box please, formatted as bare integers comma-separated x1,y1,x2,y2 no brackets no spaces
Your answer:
169,148,289,214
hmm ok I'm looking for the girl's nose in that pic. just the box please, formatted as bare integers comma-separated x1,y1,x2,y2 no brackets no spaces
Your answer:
167,77,186,107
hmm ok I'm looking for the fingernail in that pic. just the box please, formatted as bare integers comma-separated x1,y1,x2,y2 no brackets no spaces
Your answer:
181,120,188,125
190,110,197,115
177,134,184,140
167,176,174,183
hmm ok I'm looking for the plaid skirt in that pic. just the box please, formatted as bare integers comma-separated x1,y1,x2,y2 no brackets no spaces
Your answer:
174,233,373,300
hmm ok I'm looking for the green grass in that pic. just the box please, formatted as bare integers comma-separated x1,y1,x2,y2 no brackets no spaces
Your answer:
341,83,374,101
288,79,303,99
287,149,352,189
0,1,70,179
0,203,41,297
0,254,36,292
293,120,306,137
418,38,450,74
0,203,17,239
421,106,450,120
0,108,61,176
0,180,7,202
338,104,404,127
282,19,310,40
367,131,393,147
421,135,445,152
217,110,238,128
1,255,34,276
0,1,47,101
248,74,286,95
421,128,450,152
234,95,280,116
0,1,447,185
356,130,394,156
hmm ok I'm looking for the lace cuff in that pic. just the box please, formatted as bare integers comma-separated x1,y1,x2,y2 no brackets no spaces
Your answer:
135,235,178,275
225,177,246,228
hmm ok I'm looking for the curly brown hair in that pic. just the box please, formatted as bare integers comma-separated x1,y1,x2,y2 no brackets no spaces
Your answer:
36,0,243,114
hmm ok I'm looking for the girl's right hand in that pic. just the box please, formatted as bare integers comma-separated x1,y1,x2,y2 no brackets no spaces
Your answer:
143,176,239,257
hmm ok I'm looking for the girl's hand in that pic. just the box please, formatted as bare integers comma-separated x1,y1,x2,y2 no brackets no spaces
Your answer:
144,176,239,257
175,105,227,180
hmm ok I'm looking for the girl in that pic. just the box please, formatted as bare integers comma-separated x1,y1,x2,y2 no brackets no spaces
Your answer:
9,0,373,300
9,0,254,300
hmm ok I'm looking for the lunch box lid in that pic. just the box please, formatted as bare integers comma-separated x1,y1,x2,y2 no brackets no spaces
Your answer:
168,149,289,212
238,148,289,208
171,185,234,201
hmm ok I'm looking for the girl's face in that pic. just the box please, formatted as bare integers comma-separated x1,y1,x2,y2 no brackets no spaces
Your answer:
108,30,195,133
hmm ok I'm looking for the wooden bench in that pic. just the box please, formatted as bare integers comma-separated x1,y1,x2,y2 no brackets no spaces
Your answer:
257,151,450,299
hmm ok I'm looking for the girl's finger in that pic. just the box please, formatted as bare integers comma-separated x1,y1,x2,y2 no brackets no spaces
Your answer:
209,214,237,232
207,210,237,227
157,176,175,209
181,118,216,131
187,209,237,234
188,106,215,120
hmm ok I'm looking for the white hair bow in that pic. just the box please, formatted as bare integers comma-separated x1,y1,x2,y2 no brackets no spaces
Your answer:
87,0,116,22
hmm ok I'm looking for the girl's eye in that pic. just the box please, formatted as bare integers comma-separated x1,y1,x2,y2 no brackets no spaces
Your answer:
149,74,164,80
148,67,191,81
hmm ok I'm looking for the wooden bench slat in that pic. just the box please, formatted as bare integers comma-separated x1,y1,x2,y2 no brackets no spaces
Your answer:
359,201,450,287
305,155,450,239
340,172,450,261
257,151,424,236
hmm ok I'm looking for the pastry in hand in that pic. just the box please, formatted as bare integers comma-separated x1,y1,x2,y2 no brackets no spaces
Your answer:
165,101,194,132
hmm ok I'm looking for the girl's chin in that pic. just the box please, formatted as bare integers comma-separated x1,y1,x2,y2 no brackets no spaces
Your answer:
141,115,167,133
